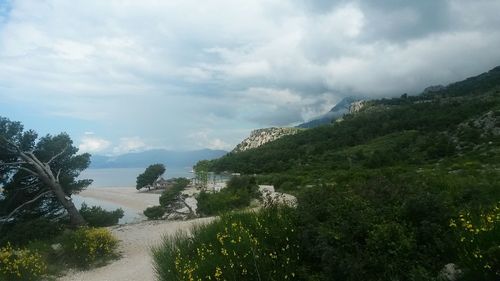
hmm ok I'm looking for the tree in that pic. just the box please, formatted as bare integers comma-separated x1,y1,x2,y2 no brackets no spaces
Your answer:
0,117,91,227
193,160,209,190
158,178,193,215
136,164,165,190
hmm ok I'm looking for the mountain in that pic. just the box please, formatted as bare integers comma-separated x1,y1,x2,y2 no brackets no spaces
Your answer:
89,149,227,169
232,127,303,153
205,66,500,175
297,96,363,128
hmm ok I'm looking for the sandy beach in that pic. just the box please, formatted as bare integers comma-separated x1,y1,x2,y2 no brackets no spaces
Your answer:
78,187,161,212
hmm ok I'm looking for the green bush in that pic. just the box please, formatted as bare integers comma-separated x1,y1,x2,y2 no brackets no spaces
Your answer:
61,227,118,267
197,189,252,216
0,218,63,246
297,181,458,281
79,203,124,227
451,202,500,280
152,206,300,281
197,176,259,216
0,243,47,281
143,206,165,220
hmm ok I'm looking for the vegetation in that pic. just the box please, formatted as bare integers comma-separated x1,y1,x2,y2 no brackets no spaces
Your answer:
153,206,300,281
0,218,63,247
136,163,166,190
143,206,166,220
61,227,118,267
143,177,192,220
0,243,47,281
79,203,124,227
0,118,121,278
0,117,92,227
184,66,500,280
451,203,500,279
196,176,260,216
193,160,209,189
159,177,190,210
206,67,500,175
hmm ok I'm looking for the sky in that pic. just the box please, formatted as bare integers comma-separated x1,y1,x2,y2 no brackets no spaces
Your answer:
1,0,500,155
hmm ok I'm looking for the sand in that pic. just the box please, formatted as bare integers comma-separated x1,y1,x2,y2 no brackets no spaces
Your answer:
78,187,161,212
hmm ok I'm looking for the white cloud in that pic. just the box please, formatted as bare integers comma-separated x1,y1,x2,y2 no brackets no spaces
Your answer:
188,129,232,151
112,137,148,155
78,136,111,153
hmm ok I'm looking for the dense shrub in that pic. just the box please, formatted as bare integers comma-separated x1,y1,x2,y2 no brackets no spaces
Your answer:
153,206,300,281
143,206,165,220
451,202,500,280
197,176,259,216
79,203,124,227
0,218,63,246
61,227,118,267
0,243,47,281
297,181,457,281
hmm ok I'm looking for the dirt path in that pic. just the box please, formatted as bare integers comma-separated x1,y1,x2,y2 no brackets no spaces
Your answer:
58,217,214,281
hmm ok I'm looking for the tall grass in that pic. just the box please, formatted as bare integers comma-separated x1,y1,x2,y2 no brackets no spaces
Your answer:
152,206,300,280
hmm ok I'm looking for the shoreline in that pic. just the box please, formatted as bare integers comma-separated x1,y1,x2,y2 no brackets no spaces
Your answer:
77,187,161,213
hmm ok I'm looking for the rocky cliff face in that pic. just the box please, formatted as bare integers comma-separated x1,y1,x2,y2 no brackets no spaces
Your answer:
232,127,302,153
349,100,366,114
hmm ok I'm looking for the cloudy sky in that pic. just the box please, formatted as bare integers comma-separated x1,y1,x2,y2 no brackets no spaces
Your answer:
1,0,500,155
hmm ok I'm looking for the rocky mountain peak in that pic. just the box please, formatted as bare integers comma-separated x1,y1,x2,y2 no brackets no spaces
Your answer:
232,127,302,153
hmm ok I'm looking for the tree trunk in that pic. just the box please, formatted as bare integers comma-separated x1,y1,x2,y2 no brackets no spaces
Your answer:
50,181,87,227
20,152,87,227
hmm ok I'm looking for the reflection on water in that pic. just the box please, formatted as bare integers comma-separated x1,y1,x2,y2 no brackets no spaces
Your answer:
72,195,143,224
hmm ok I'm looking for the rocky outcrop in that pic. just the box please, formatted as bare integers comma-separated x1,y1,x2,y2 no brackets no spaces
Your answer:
472,111,500,136
232,127,302,153
349,100,365,114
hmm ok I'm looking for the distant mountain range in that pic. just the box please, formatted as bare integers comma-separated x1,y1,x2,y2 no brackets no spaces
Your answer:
297,96,362,128
89,149,227,169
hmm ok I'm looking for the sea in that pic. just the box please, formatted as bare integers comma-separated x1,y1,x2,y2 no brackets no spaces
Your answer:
73,167,194,224
79,167,194,188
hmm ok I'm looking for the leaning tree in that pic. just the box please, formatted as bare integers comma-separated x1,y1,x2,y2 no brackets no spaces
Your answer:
0,117,91,227
136,163,166,190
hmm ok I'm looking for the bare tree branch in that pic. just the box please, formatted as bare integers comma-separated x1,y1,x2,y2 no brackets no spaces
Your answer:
0,190,51,226
25,152,45,169
56,168,62,183
0,162,28,166
179,197,194,215
47,145,68,164
17,166,39,176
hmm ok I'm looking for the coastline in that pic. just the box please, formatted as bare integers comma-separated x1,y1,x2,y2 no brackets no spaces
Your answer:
77,187,161,213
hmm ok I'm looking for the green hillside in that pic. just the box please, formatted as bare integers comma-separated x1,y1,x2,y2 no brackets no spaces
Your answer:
190,67,500,280
205,66,500,181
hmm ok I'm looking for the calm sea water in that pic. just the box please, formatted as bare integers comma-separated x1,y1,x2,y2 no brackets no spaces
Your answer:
78,167,193,188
